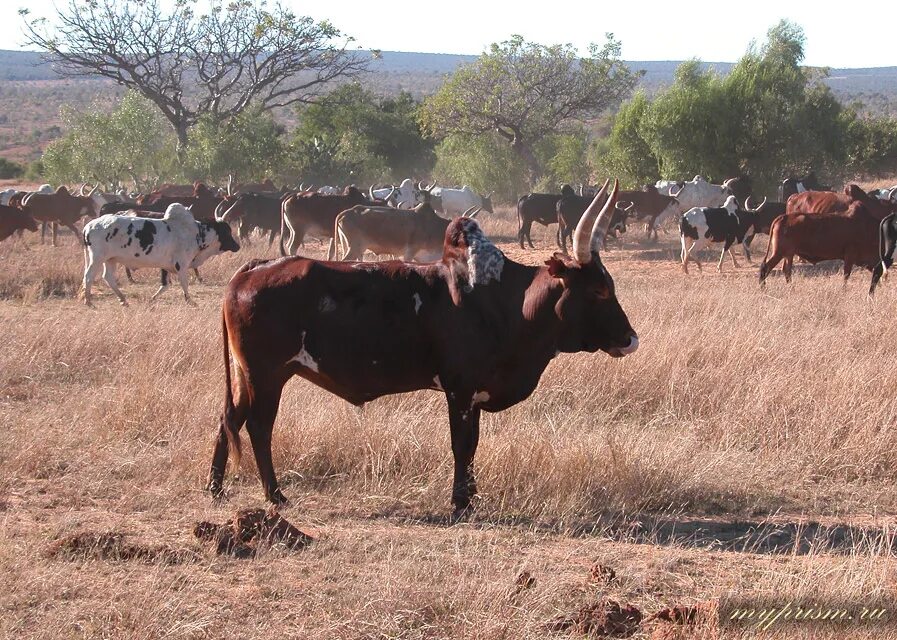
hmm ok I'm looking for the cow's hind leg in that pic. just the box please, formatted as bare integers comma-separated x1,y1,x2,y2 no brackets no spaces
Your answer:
447,397,481,516
208,363,250,498
246,382,287,505
102,260,128,306
82,254,101,306
870,262,885,296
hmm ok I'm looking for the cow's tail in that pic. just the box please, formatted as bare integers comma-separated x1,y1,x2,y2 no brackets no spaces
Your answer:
329,212,343,261
278,196,289,257
220,306,242,468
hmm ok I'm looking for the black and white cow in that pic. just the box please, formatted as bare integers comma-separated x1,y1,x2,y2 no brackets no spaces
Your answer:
679,195,756,273
81,203,239,306
871,212,897,294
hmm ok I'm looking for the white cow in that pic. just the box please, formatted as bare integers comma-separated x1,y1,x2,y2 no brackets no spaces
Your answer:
657,175,735,213
869,186,897,202
370,178,436,209
81,203,240,306
429,186,494,217
679,195,748,273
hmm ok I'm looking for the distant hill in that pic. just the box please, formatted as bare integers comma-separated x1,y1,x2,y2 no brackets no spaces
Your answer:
1,49,895,163
5,49,896,101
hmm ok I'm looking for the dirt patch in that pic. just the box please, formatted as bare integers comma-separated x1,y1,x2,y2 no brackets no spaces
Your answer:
547,599,642,637
47,531,197,564
193,508,314,558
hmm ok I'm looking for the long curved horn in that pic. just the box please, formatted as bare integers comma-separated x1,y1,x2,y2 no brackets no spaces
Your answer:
617,201,635,213
86,183,99,197
78,183,87,196
369,185,376,201
214,199,229,221
589,179,620,255
749,196,767,212
721,177,736,189
227,174,234,196
745,195,753,210
889,186,897,202
219,198,242,223
298,182,306,192
419,179,437,192
572,179,610,264
461,205,479,218
669,183,684,198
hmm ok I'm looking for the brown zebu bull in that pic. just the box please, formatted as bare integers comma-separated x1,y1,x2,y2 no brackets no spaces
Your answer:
216,192,285,246
786,184,897,220
21,186,97,246
331,203,479,261
279,186,369,256
759,201,883,291
208,179,639,512
0,204,38,243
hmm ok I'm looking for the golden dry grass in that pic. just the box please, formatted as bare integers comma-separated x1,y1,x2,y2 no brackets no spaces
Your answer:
2,206,897,638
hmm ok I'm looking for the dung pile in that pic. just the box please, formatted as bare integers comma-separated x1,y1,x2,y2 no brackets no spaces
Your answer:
193,507,314,558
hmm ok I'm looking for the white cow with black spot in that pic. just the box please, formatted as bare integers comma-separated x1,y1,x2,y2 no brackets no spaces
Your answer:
680,195,756,273
81,203,240,306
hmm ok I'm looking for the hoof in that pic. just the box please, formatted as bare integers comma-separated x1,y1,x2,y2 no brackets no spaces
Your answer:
207,479,226,500
268,488,289,506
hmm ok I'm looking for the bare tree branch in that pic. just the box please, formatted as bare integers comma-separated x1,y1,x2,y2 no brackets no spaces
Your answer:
21,0,370,153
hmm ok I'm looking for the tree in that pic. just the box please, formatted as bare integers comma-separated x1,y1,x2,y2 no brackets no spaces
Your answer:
41,90,176,189
420,35,638,184
595,91,660,187
22,0,369,154
638,60,738,183
185,107,286,184
434,133,527,203
290,83,435,185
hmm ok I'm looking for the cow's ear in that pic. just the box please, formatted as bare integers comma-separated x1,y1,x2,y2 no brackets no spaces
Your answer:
546,253,573,279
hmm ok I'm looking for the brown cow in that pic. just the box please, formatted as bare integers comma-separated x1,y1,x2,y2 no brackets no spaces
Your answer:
207,179,639,511
758,201,883,289
0,204,38,243
786,184,897,220
331,203,479,261
21,186,97,246
279,187,369,256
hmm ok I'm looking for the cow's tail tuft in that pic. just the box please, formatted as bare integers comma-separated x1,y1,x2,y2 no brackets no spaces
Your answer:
880,216,889,274
221,307,242,468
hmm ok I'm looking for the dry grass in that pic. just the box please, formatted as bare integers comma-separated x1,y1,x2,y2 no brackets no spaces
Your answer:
3,207,897,638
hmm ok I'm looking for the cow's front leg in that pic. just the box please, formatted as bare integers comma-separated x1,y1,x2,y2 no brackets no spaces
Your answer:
446,395,481,515
175,265,194,304
151,270,169,301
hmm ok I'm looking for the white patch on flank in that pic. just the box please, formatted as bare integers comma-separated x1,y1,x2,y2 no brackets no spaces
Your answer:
431,376,443,391
471,390,490,408
319,295,337,313
288,331,319,373
412,293,422,314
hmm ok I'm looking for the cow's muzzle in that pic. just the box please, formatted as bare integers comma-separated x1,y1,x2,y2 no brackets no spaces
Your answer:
608,333,639,358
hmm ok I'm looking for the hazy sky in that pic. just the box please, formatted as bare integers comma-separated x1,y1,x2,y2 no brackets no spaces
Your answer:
4,0,895,69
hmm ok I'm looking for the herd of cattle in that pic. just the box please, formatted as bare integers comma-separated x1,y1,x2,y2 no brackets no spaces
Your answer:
2,171,897,303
